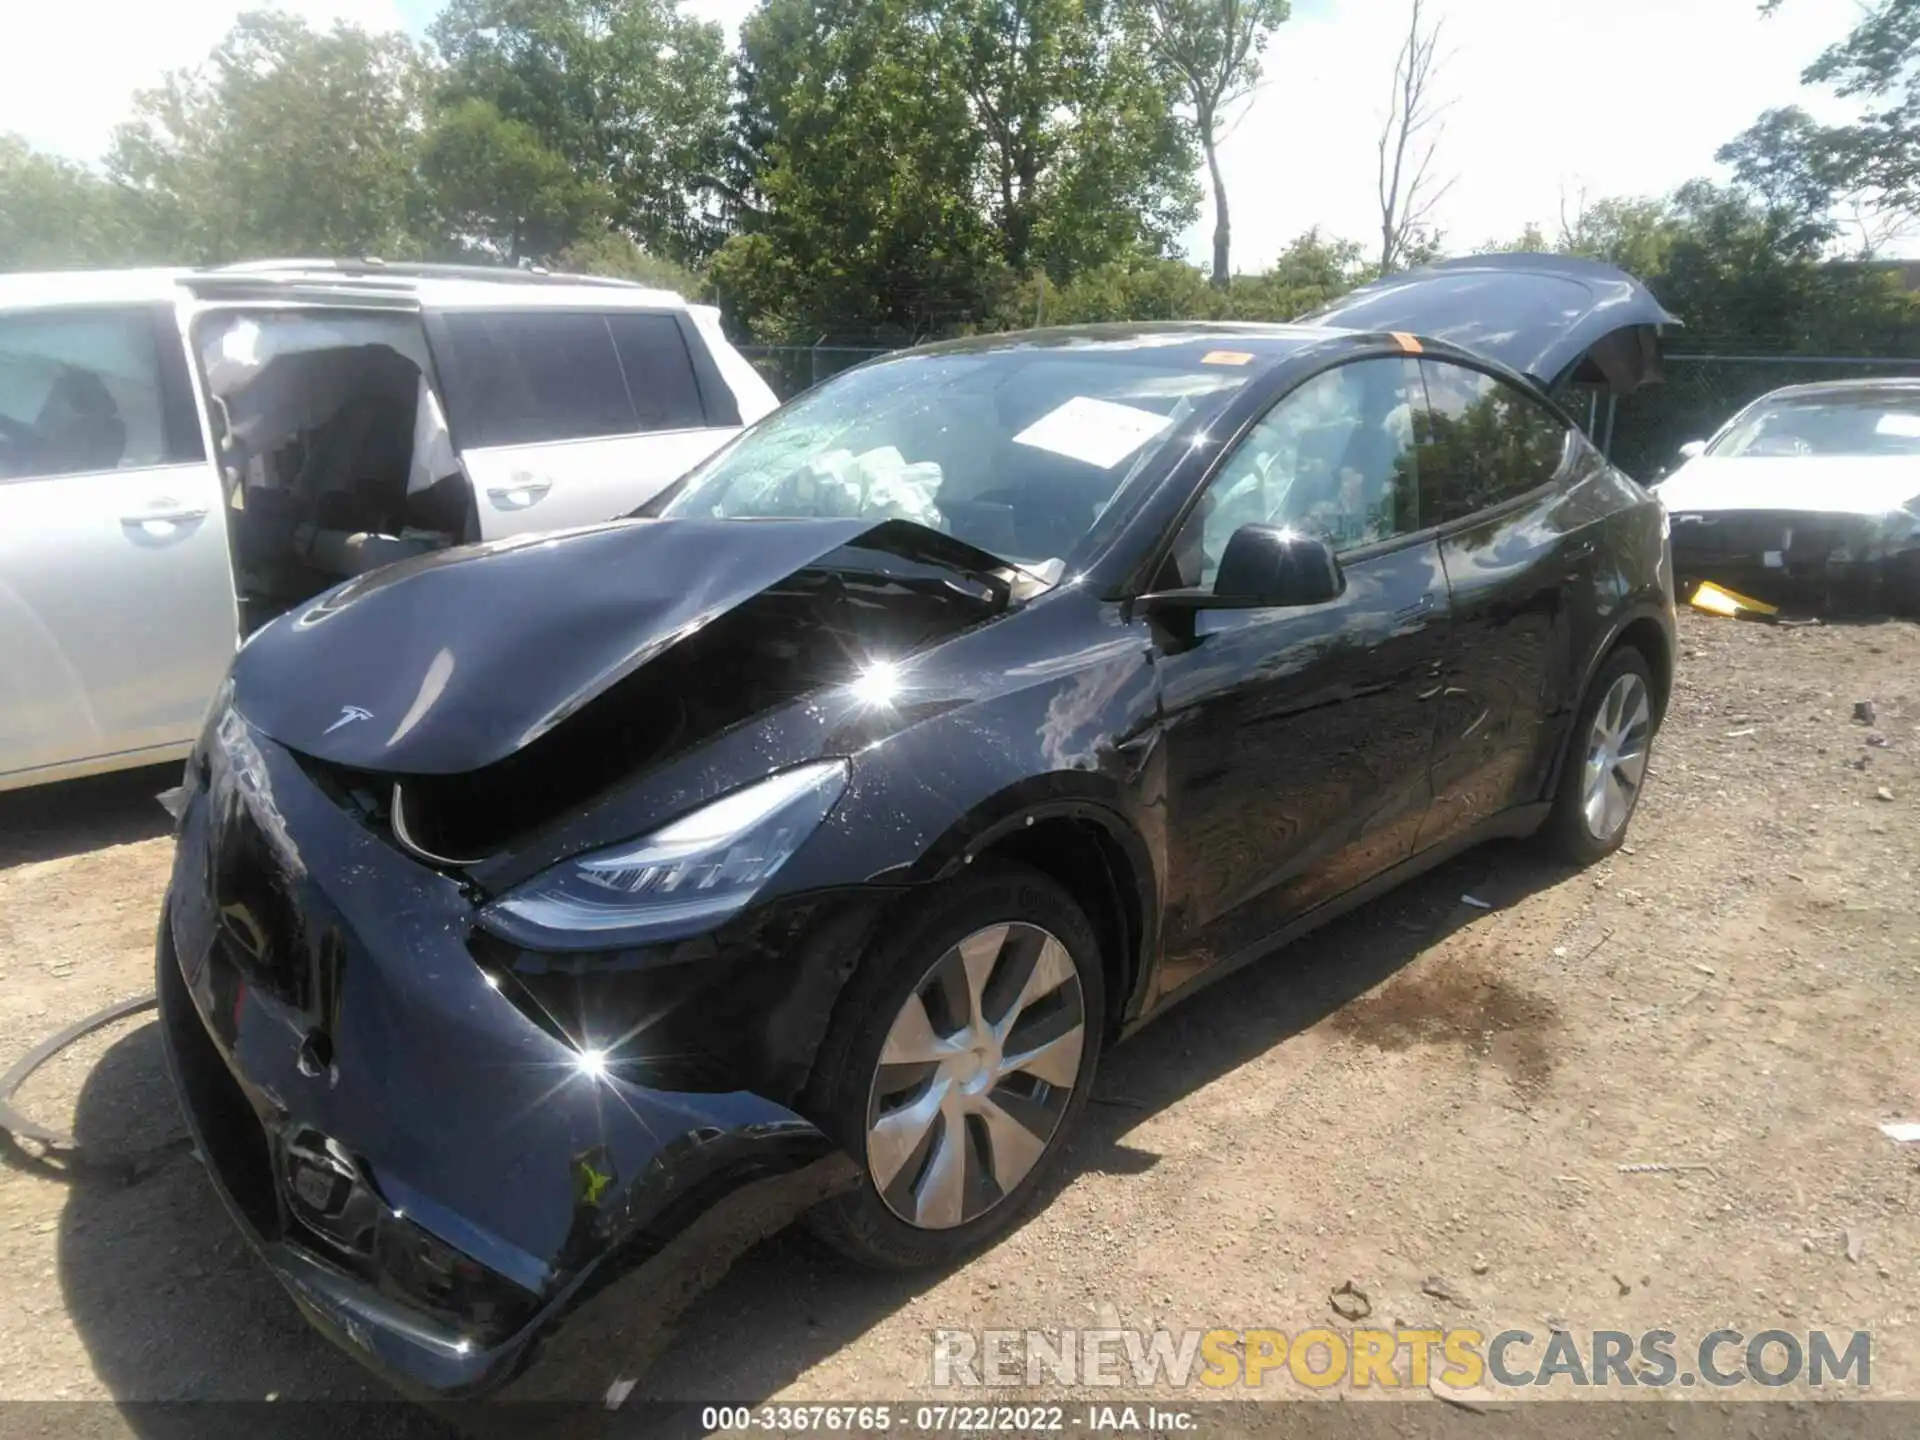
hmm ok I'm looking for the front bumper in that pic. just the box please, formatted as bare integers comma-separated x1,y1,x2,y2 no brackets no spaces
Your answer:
1667,507,1920,593
156,709,858,1399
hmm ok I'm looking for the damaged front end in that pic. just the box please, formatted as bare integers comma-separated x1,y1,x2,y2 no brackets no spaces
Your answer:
157,515,1023,1397
1665,504,1920,611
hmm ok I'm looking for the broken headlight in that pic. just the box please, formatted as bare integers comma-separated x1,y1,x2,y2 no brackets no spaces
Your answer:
478,760,849,950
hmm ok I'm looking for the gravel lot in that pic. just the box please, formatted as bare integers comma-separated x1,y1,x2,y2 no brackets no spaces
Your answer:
1,609,1916,1425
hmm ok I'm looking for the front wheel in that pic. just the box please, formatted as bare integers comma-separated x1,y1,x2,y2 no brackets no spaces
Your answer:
804,866,1105,1269
1544,647,1658,865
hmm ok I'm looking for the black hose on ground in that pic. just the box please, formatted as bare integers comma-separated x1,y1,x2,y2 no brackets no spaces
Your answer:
0,993,190,1184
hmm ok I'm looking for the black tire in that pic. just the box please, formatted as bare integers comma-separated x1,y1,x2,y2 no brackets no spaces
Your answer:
1884,552,1920,619
1544,646,1659,866
803,864,1105,1270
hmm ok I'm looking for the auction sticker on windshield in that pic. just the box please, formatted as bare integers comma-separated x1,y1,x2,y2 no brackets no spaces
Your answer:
1014,395,1173,469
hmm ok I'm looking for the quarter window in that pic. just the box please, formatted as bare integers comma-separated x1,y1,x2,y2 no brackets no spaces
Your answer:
1419,360,1573,522
0,308,167,481
1172,357,1427,589
435,309,708,449
607,312,708,432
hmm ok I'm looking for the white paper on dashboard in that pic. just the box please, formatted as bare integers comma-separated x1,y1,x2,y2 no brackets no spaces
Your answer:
1876,411,1920,437
1013,396,1172,469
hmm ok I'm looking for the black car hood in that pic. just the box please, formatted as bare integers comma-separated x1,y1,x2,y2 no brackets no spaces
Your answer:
230,516,1010,777
1304,253,1681,395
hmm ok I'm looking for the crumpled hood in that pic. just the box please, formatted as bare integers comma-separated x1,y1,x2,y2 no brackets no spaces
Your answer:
1656,456,1920,518
230,516,1003,776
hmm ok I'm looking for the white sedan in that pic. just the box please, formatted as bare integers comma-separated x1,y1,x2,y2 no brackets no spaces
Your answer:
1655,378,1920,612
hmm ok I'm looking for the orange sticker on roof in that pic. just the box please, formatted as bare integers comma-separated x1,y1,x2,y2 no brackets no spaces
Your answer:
1200,350,1256,366
1391,332,1424,354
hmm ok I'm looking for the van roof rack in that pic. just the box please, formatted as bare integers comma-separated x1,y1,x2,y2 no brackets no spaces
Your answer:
206,257,651,290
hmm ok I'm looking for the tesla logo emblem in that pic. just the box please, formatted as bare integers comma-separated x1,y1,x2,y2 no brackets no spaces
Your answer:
323,705,374,735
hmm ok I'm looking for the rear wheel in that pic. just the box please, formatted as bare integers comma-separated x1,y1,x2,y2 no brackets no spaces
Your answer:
804,866,1104,1269
1545,647,1657,865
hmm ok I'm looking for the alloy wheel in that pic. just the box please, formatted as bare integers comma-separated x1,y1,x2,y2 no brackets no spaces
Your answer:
1581,671,1652,842
864,921,1086,1230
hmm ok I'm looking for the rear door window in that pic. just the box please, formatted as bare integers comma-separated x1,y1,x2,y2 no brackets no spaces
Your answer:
1418,359,1574,522
0,307,168,480
434,309,710,449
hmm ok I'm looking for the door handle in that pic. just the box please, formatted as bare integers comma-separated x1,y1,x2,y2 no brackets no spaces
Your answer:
121,502,208,529
488,476,553,509
1394,593,1436,623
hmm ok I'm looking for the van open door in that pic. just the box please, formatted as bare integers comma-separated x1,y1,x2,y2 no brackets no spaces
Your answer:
179,280,476,632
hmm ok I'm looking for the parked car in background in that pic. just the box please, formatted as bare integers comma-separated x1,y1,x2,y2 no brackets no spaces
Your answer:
0,260,777,791
158,253,1678,1400
1655,378,1920,611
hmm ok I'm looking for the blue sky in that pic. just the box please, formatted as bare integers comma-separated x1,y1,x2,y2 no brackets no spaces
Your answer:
0,0,1896,266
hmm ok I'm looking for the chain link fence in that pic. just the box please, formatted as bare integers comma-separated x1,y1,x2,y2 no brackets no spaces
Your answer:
735,340,1920,484
1610,354,1920,480
736,343,894,398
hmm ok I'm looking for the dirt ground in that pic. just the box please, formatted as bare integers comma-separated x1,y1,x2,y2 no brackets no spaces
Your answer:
1,608,1917,1425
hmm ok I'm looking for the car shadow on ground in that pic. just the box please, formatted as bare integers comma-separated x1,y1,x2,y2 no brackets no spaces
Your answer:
49,838,1572,1438
615,840,1574,1427
0,765,177,870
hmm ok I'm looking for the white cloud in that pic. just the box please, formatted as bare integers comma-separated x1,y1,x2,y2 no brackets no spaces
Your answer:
1188,0,1879,269
0,0,408,165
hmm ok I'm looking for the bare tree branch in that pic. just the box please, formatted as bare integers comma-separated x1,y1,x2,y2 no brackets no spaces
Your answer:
1133,0,1291,286
1376,0,1454,273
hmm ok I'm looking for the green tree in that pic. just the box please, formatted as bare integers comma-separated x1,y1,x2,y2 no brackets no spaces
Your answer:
1128,0,1292,287
1030,252,1218,322
1556,193,1679,279
107,10,433,262
1716,106,1845,234
431,0,732,261
940,0,1197,277
1009,228,1369,326
724,0,1199,342
0,136,147,270
724,0,1028,341
1749,0,1918,249
420,98,612,262
555,228,706,295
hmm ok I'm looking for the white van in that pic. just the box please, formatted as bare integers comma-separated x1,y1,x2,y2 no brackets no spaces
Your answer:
0,260,778,791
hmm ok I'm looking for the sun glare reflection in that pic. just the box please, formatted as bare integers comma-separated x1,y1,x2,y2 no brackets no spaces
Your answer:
848,658,902,708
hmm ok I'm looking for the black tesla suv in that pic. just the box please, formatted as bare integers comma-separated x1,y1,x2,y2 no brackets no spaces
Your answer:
158,254,1679,1399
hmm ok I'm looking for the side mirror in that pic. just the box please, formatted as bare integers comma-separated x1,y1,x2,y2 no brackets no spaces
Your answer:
1677,440,1707,461
1142,524,1345,615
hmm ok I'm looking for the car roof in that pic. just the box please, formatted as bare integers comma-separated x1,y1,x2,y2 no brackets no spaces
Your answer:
0,261,694,313
0,268,193,308
1748,377,1920,403
905,321,1331,354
